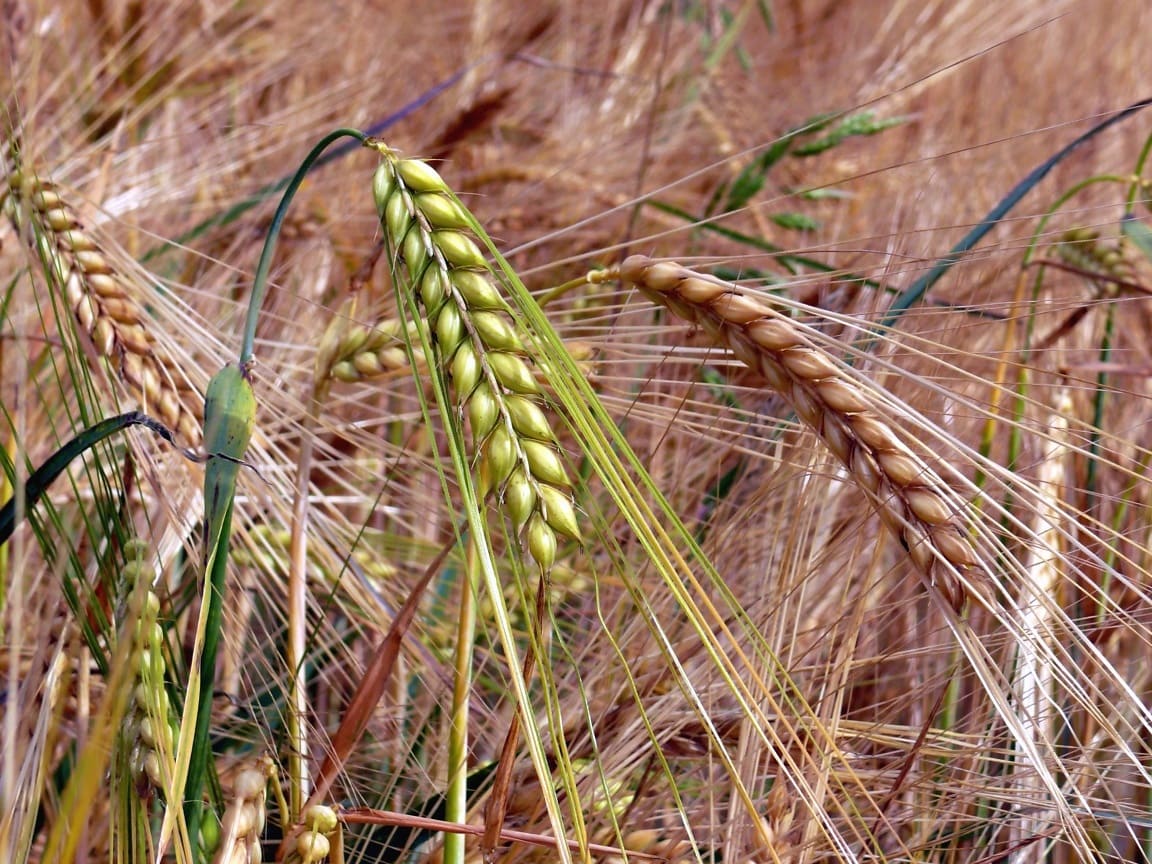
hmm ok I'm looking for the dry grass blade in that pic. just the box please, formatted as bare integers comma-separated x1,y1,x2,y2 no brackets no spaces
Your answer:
2,154,203,446
602,255,986,611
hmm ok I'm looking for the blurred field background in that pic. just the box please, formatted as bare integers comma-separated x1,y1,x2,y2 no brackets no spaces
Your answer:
3,1,1152,862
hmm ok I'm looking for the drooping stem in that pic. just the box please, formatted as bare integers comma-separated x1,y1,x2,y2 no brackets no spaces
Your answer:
240,127,367,365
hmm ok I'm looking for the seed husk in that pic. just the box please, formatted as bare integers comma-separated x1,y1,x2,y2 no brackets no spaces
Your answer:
527,515,558,571
538,483,581,539
488,351,539,394
522,439,569,487
505,395,553,440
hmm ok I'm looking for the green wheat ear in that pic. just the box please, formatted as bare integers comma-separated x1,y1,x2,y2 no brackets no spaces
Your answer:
368,144,581,574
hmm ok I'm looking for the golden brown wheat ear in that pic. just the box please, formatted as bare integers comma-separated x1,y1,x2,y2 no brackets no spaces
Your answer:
2,158,203,446
598,256,985,611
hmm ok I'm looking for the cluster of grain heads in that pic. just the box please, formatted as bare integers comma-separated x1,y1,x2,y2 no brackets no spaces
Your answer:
212,755,276,864
367,142,580,571
121,538,175,796
1054,226,1131,279
1,154,203,446
313,307,424,386
600,256,982,609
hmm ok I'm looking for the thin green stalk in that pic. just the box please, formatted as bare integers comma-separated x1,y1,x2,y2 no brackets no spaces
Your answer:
179,364,255,860
444,538,479,864
240,127,367,365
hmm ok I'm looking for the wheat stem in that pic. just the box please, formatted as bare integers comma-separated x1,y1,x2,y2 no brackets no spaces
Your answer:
242,127,367,365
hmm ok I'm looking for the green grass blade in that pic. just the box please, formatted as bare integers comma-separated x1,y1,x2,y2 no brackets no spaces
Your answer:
878,95,1152,332
0,411,181,545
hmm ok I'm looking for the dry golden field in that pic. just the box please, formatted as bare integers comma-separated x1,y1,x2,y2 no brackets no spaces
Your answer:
3,2,1152,863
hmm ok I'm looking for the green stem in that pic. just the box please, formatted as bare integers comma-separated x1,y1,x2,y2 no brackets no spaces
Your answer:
240,127,367,365
444,537,479,864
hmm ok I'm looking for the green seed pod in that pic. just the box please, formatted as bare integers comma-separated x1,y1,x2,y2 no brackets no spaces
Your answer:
353,351,383,378
433,230,486,269
372,163,395,218
468,383,500,439
488,351,539,394
403,226,429,276
297,832,331,864
149,643,166,683
451,341,482,395
385,189,413,244
415,191,470,229
503,467,537,529
363,322,396,351
331,360,359,382
136,644,153,675
123,559,150,584
451,268,504,310
527,515,557,572
304,804,340,834
143,751,164,790
134,683,152,710
124,537,150,560
378,347,408,370
482,425,516,488
538,484,581,539
434,302,465,356
471,310,523,352
504,395,553,440
199,813,221,854
139,715,158,747
338,324,371,358
420,265,447,309
522,440,569,487
397,158,446,193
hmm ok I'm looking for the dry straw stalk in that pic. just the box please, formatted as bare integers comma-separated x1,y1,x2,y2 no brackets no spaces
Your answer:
601,256,983,609
2,156,203,446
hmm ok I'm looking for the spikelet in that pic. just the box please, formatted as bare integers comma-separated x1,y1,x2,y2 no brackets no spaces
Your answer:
367,142,580,573
2,153,203,445
313,310,423,385
1054,227,1131,280
121,538,175,797
212,755,276,864
604,256,984,609
294,805,339,864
